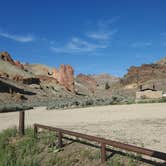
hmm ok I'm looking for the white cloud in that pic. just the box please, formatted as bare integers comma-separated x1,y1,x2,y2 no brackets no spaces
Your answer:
131,42,152,48
51,37,107,53
0,31,35,42
87,18,118,41
87,30,117,40
50,18,119,54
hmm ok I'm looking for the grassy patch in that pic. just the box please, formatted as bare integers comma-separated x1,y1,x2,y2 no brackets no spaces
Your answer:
0,128,152,166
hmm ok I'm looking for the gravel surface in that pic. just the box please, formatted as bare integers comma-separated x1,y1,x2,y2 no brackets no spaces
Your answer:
0,103,166,154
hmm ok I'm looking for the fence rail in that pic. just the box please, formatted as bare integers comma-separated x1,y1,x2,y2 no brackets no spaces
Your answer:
34,123,166,163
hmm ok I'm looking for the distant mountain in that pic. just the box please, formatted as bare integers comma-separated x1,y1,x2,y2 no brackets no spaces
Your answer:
91,73,119,88
75,73,119,96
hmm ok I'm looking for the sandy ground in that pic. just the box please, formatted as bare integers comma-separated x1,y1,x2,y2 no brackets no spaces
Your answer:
0,103,166,154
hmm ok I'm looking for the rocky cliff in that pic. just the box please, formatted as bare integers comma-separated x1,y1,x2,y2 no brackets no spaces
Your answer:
52,65,75,93
0,51,75,93
122,62,166,85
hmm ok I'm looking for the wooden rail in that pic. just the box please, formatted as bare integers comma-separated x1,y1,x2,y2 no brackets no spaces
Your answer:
34,123,166,163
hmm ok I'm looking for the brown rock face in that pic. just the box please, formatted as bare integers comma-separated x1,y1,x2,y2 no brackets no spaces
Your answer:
0,52,24,70
52,64,75,92
122,64,166,85
0,52,15,65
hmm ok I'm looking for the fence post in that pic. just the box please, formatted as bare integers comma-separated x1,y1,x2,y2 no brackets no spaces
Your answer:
57,131,63,148
19,111,25,136
34,124,38,138
101,143,106,163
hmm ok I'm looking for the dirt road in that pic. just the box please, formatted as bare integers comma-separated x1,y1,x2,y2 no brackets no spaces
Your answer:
0,103,166,153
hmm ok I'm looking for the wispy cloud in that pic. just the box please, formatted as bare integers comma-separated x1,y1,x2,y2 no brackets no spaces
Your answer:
51,18,118,54
87,30,117,40
87,18,118,41
131,42,152,48
0,31,35,42
51,37,107,53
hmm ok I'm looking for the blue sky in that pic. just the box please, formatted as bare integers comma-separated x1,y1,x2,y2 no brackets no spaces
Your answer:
0,0,166,77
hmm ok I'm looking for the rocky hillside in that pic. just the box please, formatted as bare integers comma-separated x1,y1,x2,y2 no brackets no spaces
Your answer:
92,73,119,88
120,57,166,93
0,51,77,107
0,52,34,79
0,52,75,92
1,51,166,108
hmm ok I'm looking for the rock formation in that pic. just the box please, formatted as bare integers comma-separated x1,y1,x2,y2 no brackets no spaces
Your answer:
0,52,24,70
122,63,166,85
52,65,75,92
0,52,15,65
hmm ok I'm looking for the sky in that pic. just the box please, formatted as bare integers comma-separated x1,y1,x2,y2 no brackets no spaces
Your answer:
0,0,166,77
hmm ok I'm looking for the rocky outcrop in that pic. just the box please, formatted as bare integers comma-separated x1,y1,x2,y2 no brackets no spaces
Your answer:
0,52,15,65
52,65,75,92
0,52,24,70
122,63,166,85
